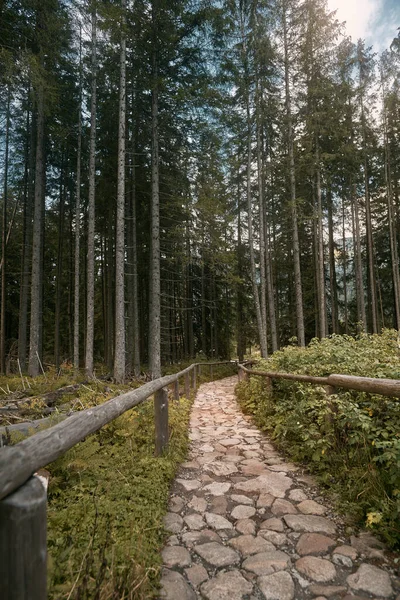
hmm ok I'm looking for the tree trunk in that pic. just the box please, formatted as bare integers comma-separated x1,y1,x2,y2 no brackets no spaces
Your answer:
381,73,400,328
100,236,107,363
236,180,245,362
342,195,349,334
1,86,10,373
364,159,378,333
360,98,378,333
256,79,268,352
85,7,97,378
106,220,114,371
352,185,367,331
126,71,141,377
131,140,141,376
28,84,45,378
327,185,339,333
185,211,194,359
18,102,35,372
201,234,207,356
261,121,278,352
313,200,320,339
246,114,267,357
238,5,267,358
68,186,74,359
283,5,305,346
113,0,126,384
149,0,161,379
54,158,65,371
213,275,218,358
315,148,326,338
74,26,82,373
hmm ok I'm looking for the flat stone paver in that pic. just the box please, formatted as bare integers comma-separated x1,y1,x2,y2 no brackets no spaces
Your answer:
159,376,400,599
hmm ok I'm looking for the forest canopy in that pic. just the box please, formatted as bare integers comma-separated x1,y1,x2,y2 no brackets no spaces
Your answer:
0,0,399,381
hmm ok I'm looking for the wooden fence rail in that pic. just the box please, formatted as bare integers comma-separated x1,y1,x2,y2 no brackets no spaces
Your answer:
238,364,400,398
0,360,237,600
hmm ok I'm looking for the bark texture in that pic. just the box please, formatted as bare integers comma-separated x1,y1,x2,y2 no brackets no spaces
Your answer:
113,0,126,384
85,8,97,379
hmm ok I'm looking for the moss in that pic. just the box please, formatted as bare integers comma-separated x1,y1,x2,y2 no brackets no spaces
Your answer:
47,393,192,599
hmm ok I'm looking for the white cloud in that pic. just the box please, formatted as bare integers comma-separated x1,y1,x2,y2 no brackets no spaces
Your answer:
327,0,384,45
370,5,400,52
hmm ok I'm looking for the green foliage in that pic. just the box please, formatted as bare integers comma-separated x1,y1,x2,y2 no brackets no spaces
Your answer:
265,330,400,379
236,331,400,547
47,394,192,599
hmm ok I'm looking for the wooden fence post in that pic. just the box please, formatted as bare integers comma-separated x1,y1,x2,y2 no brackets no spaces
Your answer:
191,367,197,392
184,372,190,397
0,475,47,600
155,388,168,455
174,379,179,401
198,364,202,378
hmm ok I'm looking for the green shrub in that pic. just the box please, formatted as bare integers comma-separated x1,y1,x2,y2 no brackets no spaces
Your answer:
236,330,400,547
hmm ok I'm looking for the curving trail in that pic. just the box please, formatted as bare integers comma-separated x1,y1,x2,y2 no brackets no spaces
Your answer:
159,376,399,600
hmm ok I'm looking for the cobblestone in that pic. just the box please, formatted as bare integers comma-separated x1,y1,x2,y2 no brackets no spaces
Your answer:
159,376,399,598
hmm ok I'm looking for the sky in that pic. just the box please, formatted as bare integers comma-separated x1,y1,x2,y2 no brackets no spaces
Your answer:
327,0,400,52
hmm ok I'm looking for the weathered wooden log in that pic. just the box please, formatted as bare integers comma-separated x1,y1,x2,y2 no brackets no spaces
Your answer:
40,383,82,405
241,366,330,386
0,371,188,500
206,361,237,366
241,365,400,399
327,374,400,398
2,383,83,409
0,414,67,446
0,475,47,600
0,362,235,501
155,388,168,456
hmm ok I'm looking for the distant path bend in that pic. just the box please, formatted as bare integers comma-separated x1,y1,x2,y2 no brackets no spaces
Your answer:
159,376,399,600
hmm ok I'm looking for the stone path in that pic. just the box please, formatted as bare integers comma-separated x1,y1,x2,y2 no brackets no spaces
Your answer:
159,377,400,600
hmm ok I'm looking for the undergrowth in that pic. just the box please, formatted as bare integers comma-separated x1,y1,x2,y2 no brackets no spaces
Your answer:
45,361,233,598
47,392,192,599
1,360,234,596
236,330,400,547
0,367,87,398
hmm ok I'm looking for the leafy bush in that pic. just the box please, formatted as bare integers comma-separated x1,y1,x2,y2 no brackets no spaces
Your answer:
236,330,400,547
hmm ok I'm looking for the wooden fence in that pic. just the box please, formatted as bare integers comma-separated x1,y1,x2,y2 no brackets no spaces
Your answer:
1,359,400,599
238,364,400,398
0,360,236,600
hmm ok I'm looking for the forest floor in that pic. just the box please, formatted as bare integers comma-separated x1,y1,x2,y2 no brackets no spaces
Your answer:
160,376,400,600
